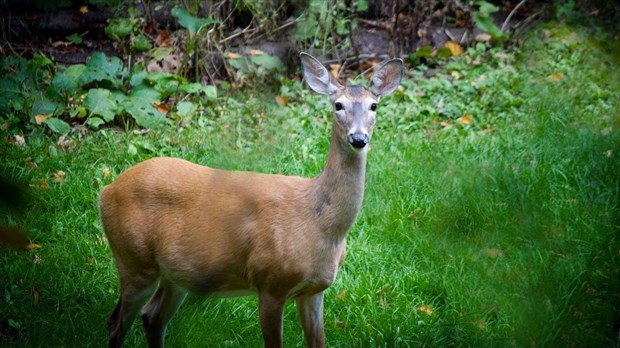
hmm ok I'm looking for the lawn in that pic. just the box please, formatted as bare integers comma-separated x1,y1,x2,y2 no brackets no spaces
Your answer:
1,16,619,347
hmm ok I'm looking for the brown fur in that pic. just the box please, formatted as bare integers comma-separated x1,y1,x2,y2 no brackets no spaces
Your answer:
100,53,402,348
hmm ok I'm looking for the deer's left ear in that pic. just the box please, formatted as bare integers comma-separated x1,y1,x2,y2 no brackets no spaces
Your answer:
368,59,404,97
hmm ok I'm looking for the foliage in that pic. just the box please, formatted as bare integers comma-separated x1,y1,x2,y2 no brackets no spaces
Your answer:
0,52,217,133
171,7,215,38
294,0,367,53
105,14,152,53
473,1,508,41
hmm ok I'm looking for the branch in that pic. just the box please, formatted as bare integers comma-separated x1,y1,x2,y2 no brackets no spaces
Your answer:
501,0,528,32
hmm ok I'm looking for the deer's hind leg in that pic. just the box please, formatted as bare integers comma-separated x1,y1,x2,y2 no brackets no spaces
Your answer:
141,278,187,348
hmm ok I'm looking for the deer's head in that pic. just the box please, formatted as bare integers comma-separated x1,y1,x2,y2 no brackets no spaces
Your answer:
300,53,403,154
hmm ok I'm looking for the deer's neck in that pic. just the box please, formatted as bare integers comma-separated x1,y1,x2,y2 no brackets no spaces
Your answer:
310,131,367,240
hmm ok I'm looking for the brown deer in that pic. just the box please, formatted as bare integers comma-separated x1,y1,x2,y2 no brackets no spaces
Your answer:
99,52,403,348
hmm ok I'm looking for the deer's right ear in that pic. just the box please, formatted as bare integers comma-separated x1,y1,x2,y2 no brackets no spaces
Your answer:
300,52,343,95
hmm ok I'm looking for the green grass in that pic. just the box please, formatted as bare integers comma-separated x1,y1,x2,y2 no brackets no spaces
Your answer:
1,19,619,347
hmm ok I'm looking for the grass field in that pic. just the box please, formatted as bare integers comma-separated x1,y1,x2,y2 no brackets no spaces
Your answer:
1,16,619,347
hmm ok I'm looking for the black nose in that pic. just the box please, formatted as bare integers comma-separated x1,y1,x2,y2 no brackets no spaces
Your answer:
347,133,369,149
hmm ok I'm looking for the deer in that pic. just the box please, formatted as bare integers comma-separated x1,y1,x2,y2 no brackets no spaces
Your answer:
99,52,403,348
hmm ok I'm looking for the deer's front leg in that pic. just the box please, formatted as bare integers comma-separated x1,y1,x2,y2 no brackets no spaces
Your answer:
258,291,286,348
296,291,325,348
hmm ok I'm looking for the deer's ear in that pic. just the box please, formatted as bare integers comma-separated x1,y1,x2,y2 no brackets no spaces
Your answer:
300,52,344,95
368,59,404,97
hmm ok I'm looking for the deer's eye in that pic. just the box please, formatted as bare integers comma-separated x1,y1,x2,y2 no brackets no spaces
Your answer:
334,102,343,111
370,103,377,111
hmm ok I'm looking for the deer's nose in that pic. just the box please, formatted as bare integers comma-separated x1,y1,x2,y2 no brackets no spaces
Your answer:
347,133,369,149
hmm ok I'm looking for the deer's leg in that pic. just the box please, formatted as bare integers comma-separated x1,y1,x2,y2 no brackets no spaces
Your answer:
296,292,325,348
109,279,157,348
141,278,187,348
258,291,287,348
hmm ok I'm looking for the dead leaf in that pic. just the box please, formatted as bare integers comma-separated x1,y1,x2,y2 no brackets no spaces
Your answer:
440,121,451,127
249,49,264,56
417,305,433,315
24,162,38,168
14,135,26,147
57,134,73,150
474,319,486,330
1,122,9,130
548,72,563,81
484,247,504,258
102,166,111,179
33,288,40,305
151,101,169,115
79,5,88,14
329,64,341,78
226,52,242,59
154,29,171,47
457,114,473,124
407,208,422,219
275,95,289,105
445,41,463,56
475,33,492,42
29,179,49,189
336,290,347,301
375,283,391,296
26,243,42,249
52,170,66,183
133,129,150,136
35,114,52,125
334,319,344,329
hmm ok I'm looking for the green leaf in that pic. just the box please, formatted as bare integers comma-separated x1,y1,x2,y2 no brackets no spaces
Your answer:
150,47,175,61
407,45,434,64
171,8,214,37
8,319,21,330
52,64,86,95
227,57,251,74
143,72,187,97
356,0,369,12
0,78,22,112
176,101,197,118
131,33,152,52
478,1,499,17
43,117,71,134
66,33,83,44
143,72,186,84
32,97,62,116
87,117,105,129
123,90,166,128
473,13,507,41
29,53,53,70
435,47,452,59
250,54,285,72
105,18,134,41
179,83,217,100
294,15,318,41
336,19,349,36
85,88,117,121
84,52,128,86
129,65,148,88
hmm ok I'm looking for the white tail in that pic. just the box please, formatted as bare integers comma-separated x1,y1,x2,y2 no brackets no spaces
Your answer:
99,52,403,348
